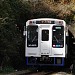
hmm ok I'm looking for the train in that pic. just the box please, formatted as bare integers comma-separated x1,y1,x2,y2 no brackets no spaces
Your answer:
24,18,70,67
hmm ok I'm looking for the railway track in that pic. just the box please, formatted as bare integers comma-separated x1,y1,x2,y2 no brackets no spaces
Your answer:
23,71,72,75
20,68,72,75
5,69,72,75
6,67,72,75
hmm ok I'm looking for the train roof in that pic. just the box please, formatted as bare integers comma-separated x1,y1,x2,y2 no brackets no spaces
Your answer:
26,18,66,26
26,18,65,22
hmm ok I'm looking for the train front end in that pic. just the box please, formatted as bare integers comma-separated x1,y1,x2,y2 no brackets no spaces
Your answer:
25,18,68,66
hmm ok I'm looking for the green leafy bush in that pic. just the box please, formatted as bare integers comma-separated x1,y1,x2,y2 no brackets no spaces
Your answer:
0,66,14,73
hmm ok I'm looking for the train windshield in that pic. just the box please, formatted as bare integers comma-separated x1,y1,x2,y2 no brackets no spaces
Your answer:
42,30,49,41
27,25,38,47
52,26,64,48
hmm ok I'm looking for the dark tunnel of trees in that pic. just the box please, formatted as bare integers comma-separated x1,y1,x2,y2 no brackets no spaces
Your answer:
0,0,75,73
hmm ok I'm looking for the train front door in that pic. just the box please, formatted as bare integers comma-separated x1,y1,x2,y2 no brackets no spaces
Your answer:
40,26,51,55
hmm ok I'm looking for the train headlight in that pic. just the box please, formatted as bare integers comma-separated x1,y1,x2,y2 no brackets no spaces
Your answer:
29,21,32,24
59,21,63,25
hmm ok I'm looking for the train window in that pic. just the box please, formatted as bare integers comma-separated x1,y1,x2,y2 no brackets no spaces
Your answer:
27,25,38,47
52,26,64,48
42,30,49,41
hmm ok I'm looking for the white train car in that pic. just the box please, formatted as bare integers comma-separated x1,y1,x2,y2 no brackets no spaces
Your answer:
24,18,68,66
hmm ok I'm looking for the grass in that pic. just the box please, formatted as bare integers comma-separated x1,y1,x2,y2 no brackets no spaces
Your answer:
0,66,15,74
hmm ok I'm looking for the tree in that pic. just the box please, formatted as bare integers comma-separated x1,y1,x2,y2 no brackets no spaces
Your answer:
0,0,27,70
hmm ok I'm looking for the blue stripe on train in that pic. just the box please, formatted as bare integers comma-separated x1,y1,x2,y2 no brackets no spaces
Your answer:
26,57,64,66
